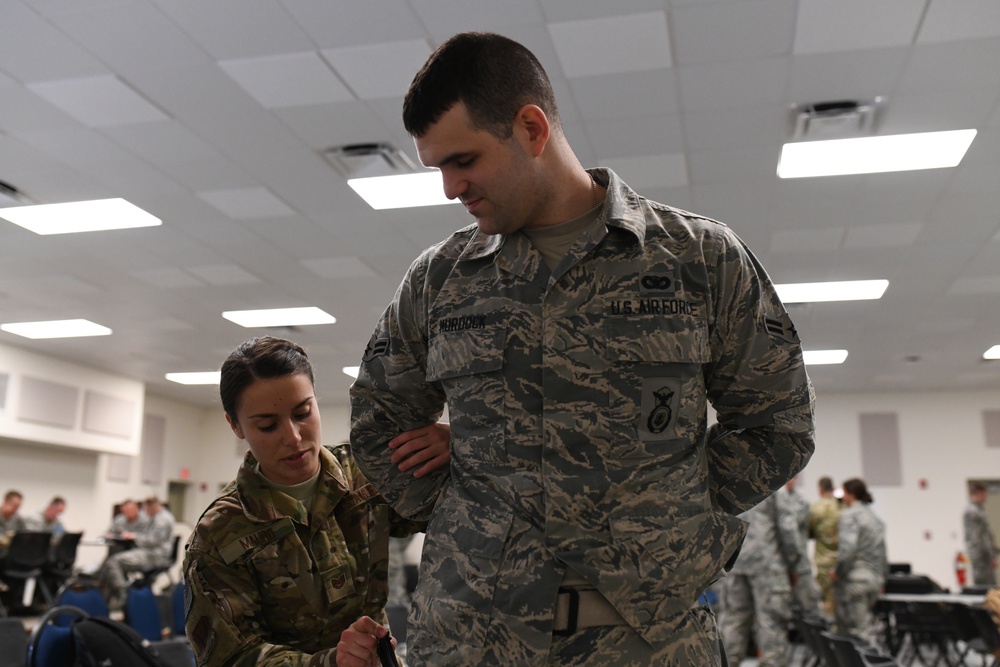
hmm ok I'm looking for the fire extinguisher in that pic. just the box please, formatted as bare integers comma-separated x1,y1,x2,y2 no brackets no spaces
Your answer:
956,551,969,586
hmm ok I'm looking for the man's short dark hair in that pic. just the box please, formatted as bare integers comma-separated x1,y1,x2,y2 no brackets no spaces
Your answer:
970,482,987,495
403,31,560,139
818,476,834,493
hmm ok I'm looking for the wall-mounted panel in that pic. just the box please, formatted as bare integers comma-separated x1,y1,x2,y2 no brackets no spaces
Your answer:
0,371,8,411
83,390,136,439
859,412,902,486
985,409,1000,449
141,414,166,485
18,376,78,429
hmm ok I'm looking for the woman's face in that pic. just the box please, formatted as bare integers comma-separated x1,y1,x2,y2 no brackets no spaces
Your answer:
227,373,322,485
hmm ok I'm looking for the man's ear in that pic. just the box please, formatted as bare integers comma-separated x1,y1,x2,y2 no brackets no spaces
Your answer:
226,413,245,440
514,104,550,157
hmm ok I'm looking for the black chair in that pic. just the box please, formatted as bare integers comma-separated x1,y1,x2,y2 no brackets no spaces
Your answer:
822,630,871,667
965,606,1000,666
802,614,839,667
0,617,28,667
945,601,998,666
0,531,55,611
170,581,185,637
42,532,82,595
790,608,825,667
858,646,902,666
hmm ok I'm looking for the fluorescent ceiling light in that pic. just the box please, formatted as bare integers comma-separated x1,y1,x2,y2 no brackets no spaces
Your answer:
985,345,1000,360
342,366,359,379
0,198,161,234
777,129,977,178
775,279,889,304
222,306,336,328
803,349,848,365
348,172,460,210
0,319,112,339
165,371,221,385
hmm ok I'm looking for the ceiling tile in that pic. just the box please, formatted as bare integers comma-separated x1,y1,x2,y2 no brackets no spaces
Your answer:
917,0,1000,44
132,267,205,288
844,222,923,249
681,105,788,152
548,11,672,78
186,264,261,286
280,0,425,49
218,52,354,109
103,121,221,164
786,48,909,106
321,39,431,100
672,0,797,65
585,114,684,159
603,153,688,190
771,227,845,253
154,0,314,60
197,186,296,219
0,1,107,82
678,57,788,112
412,0,546,42
541,0,666,22
27,75,169,127
569,70,680,122
898,38,1000,93
301,256,377,280
793,0,925,54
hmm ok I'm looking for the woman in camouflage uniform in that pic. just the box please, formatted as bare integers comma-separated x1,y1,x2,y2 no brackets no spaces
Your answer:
832,477,887,645
184,337,449,666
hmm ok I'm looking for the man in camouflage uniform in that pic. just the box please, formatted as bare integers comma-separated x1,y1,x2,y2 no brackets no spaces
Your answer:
964,482,998,585
809,476,841,617
781,477,821,612
720,492,809,666
350,32,815,666
98,496,174,609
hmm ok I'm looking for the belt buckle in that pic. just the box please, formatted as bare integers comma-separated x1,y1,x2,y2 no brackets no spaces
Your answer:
553,587,580,636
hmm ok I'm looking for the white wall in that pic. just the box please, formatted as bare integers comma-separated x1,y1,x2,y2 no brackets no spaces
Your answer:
3,384,998,590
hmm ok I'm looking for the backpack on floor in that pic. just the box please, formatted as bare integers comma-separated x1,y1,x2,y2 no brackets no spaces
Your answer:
28,604,165,667
71,615,165,667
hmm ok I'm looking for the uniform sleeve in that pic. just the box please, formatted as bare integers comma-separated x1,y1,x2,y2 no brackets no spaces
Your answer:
184,541,339,667
835,511,859,579
350,253,451,521
702,227,816,515
134,514,172,551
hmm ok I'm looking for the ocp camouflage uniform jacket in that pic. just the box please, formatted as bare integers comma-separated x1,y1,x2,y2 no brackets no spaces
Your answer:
809,496,841,571
350,168,816,665
184,444,423,666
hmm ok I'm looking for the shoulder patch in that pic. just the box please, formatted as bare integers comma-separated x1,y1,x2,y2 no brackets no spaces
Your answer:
764,313,799,344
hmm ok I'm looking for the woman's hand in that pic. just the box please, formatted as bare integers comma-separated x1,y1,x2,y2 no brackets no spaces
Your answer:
336,616,394,667
389,422,451,478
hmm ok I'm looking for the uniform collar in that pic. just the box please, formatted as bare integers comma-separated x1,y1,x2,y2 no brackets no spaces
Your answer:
457,167,647,264
236,446,349,524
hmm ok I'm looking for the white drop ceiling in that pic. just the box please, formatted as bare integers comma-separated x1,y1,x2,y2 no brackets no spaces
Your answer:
1,0,999,408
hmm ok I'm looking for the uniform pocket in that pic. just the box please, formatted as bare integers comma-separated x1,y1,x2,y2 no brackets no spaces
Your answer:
605,315,709,458
412,496,513,648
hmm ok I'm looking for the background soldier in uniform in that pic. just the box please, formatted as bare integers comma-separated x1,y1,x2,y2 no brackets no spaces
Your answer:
781,476,821,612
832,478,887,645
350,31,815,666
810,476,842,617
98,497,174,610
720,492,809,666
964,482,999,586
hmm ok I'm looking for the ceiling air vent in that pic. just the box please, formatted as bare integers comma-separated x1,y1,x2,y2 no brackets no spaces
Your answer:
791,98,884,141
322,142,418,179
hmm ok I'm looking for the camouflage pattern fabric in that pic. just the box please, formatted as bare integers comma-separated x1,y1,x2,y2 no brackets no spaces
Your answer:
99,508,175,599
964,500,998,585
350,168,815,665
833,503,886,644
809,496,841,616
183,445,424,666
720,494,806,666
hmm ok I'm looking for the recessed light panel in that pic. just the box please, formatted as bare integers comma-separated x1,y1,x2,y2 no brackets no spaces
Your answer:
984,345,1000,360
165,372,221,385
1,319,112,339
222,307,336,328
0,198,161,235
778,129,977,178
348,172,459,210
775,279,889,303
803,349,849,365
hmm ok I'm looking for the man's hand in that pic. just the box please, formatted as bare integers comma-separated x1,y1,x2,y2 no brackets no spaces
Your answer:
389,422,451,479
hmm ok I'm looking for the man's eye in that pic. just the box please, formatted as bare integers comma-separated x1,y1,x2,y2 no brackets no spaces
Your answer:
456,157,474,167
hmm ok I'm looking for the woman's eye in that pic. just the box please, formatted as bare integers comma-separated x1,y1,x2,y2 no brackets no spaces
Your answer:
295,411,311,421
258,423,277,433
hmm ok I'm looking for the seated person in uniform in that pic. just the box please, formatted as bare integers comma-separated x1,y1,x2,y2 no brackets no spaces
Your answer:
98,496,175,609
184,336,450,666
